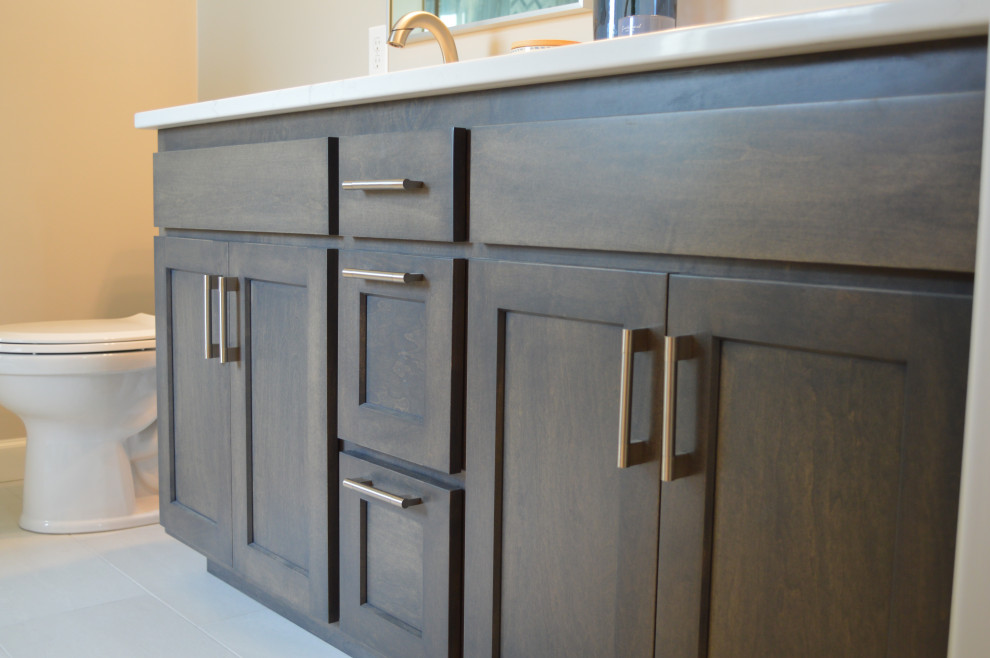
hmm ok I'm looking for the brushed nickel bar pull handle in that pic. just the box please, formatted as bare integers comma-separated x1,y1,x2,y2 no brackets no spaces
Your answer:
342,478,423,509
218,276,230,364
341,268,424,284
341,179,424,191
661,336,678,481
661,335,696,482
203,275,215,360
617,328,636,469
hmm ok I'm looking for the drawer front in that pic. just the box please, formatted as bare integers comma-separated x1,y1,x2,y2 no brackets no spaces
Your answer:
471,92,983,272
339,128,467,241
338,251,465,473
154,138,335,234
339,452,463,658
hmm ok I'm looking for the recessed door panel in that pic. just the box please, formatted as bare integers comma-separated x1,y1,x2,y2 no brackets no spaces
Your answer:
708,341,904,657
245,279,310,573
363,294,427,419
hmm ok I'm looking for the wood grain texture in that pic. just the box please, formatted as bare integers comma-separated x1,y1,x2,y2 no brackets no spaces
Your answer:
464,259,668,657
338,250,465,474
155,236,233,566
656,275,971,658
339,452,464,658
708,342,903,657
364,295,427,418
154,138,335,235
228,242,333,622
339,128,467,242
470,93,983,272
148,38,986,658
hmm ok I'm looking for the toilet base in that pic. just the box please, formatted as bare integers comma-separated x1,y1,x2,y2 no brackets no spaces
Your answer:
20,494,159,534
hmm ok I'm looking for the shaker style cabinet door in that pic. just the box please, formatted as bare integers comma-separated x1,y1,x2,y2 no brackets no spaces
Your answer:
154,237,233,566
463,259,668,657
337,250,465,473
227,243,334,623
338,452,463,658
656,276,971,658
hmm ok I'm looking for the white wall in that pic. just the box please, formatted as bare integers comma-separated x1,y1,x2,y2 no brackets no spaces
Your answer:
198,0,381,99
196,0,879,97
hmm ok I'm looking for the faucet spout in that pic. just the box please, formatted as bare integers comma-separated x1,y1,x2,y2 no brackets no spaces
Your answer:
388,11,459,64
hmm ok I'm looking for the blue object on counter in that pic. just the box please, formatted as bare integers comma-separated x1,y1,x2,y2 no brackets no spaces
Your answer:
594,0,677,40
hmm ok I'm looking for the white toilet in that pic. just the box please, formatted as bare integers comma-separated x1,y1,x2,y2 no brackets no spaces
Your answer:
0,313,159,533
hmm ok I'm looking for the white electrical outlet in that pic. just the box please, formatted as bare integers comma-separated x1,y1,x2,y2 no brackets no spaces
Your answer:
369,25,388,76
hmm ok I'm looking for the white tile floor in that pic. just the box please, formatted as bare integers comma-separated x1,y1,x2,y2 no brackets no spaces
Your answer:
0,481,351,657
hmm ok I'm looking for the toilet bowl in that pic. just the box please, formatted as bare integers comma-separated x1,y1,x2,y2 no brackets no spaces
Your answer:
0,313,159,533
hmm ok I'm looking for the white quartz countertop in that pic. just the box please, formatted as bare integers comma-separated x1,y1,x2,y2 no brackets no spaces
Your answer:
135,0,988,130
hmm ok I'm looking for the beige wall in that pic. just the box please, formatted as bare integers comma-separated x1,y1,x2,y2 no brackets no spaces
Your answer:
0,1,198,440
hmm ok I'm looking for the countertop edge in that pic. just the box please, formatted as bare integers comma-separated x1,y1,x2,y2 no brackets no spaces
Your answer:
135,1,990,130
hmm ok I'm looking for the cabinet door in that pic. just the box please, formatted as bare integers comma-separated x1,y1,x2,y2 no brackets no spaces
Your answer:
657,276,970,658
339,452,463,657
464,260,668,657
338,251,465,473
228,243,334,622
154,237,232,566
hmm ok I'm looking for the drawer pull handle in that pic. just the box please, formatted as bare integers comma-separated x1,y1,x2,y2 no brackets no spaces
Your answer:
341,268,424,284
218,276,231,364
661,335,695,482
203,275,215,360
343,478,423,509
341,179,424,191
617,328,639,469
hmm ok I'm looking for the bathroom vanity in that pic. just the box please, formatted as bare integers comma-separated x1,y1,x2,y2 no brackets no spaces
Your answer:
142,5,987,657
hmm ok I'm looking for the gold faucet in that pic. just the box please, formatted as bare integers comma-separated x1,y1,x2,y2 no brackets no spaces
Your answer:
388,11,459,64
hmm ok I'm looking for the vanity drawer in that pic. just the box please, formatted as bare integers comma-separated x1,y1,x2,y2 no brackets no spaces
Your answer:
339,452,463,658
339,128,467,241
154,138,336,234
470,92,983,272
337,250,465,473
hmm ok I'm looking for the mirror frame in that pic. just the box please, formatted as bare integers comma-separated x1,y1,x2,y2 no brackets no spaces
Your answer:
390,0,591,36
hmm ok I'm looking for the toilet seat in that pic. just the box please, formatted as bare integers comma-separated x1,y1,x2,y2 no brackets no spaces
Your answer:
0,313,155,354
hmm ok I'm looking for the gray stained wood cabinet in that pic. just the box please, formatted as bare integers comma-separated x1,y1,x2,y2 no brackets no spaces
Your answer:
463,264,971,658
150,38,984,658
656,277,970,658
337,250,466,473
155,236,333,623
464,260,669,657
155,237,232,566
339,452,463,658
338,128,468,242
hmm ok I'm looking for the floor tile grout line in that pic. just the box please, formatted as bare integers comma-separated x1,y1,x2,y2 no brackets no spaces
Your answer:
86,546,247,658
1,482,243,657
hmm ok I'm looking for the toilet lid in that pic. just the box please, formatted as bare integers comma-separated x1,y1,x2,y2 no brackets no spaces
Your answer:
0,313,156,354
